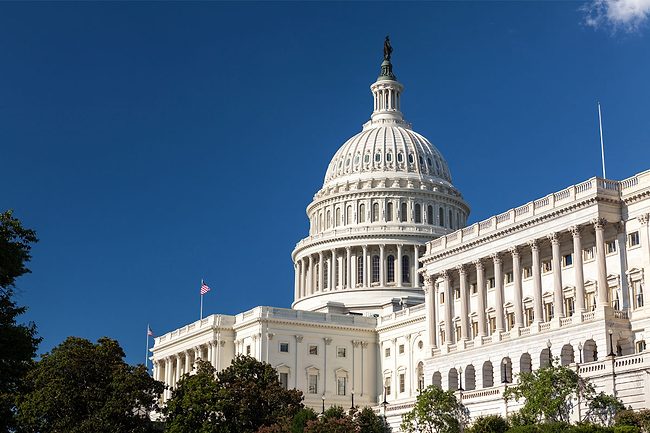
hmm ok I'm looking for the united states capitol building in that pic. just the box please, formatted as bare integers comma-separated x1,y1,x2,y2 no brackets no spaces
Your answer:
151,44,650,429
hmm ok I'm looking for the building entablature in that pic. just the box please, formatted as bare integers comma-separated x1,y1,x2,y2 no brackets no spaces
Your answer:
232,306,378,332
153,314,235,352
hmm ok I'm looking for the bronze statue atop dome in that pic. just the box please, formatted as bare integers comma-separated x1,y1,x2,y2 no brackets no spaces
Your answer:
383,35,393,61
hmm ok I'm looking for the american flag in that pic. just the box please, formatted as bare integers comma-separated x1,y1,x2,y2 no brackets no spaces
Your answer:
147,325,154,337
200,280,211,295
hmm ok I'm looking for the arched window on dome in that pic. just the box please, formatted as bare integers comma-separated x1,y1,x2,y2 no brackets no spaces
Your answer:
359,204,365,223
372,255,380,283
335,208,341,227
314,262,319,291
408,154,414,164
386,202,394,222
414,204,422,223
439,208,444,227
346,205,352,225
427,205,434,225
449,209,453,229
387,255,395,283
372,203,379,222
319,212,323,232
323,261,329,290
397,152,404,163
402,255,410,284
326,210,331,229
357,255,363,285
400,202,408,222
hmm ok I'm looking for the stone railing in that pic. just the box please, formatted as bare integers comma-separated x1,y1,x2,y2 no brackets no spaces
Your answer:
295,223,440,249
155,314,236,346
425,170,650,256
378,303,427,325
235,306,377,327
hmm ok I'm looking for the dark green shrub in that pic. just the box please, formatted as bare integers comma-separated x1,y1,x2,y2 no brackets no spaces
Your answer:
613,426,640,433
468,415,509,433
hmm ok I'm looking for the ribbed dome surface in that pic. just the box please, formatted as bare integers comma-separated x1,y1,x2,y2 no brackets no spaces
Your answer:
323,125,452,187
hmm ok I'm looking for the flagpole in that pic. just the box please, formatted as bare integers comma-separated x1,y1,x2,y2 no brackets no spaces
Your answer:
145,324,150,370
598,101,606,179
200,293,204,320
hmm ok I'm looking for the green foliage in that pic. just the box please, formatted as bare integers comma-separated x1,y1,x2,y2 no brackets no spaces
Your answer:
467,415,509,433
322,405,347,420
613,426,640,433
615,409,650,432
289,407,318,433
166,355,303,433
355,406,392,433
503,360,594,424
16,336,163,433
0,210,40,431
586,393,626,427
163,361,221,433
400,385,469,433
303,415,358,433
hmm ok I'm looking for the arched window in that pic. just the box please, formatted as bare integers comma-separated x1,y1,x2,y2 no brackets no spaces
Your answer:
431,371,442,389
414,204,422,223
400,202,408,222
439,208,444,227
449,209,453,229
346,205,352,225
387,255,395,283
465,365,476,391
501,357,512,384
357,255,364,285
561,344,575,366
372,203,379,222
427,205,434,225
323,262,329,289
372,255,380,283
319,213,323,231
520,353,532,374
417,362,424,391
326,210,331,229
387,202,394,222
482,361,494,388
335,208,340,227
314,263,319,291
359,204,365,223
448,368,458,391
402,255,410,284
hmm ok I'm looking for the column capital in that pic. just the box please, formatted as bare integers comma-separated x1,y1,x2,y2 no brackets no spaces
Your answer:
318,251,323,258
491,253,502,265
473,259,484,270
440,269,450,281
295,334,303,343
456,264,467,275
324,337,333,345
509,246,520,258
361,342,369,348
592,217,607,230
352,340,361,348
423,274,434,289
569,225,582,238
547,232,560,245
219,340,226,347
528,239,539,251
638,213,649,225
267,333,275,340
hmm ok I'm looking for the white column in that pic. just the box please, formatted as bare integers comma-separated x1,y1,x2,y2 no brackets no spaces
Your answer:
593,218,609,306
443,271,453,344
571,226,586,312
396,244,403,287
207,342,213,368
458,265,469,341
330,249,336,290
318,252,324,292
425,274,437,348
549,232,564,319
474,260,487,337
294,263,299,300
413,245,420,288
184,351,191,375
529,240,544,323
307,255,314,295
379,245,386,286
362,246,368,287
300,258,306,298
511,247,524,327
346,247,352,289
492,254,505,332
164,357,171,400
174,354,182,386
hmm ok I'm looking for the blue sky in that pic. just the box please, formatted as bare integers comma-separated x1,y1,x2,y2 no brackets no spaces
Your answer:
1,2,649,365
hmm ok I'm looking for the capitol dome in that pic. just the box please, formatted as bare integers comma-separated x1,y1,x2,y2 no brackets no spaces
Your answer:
292,40,469,314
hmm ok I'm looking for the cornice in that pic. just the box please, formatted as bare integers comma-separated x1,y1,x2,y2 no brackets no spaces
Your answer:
376,314,426,333
232,316,379,334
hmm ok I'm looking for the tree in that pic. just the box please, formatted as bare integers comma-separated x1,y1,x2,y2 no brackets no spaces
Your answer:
503,360,594,424
0,210,40,432
466,415,509,433
16,336,163,433
586,392,626,427
166,355,304,433
355,406,392,433
400,385,469,433
163,361,221,433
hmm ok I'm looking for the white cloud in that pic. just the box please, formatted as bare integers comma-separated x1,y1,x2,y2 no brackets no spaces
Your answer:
583,0,650,32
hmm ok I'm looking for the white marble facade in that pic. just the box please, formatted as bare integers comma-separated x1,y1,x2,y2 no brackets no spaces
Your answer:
151,54,650,431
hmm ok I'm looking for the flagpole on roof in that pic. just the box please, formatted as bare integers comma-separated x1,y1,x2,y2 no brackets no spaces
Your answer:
145,324,150,371
200,279,204,320
598,101,607,179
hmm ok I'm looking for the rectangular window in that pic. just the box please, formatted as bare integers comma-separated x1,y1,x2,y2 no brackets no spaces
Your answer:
337,347,346,358
488,317,496,335
308,374,318,394
440,329,446,345
384,347,391,358
385,378,392,395
454,287,460,299
279,372,288,390
525,307,534,326
562,254,573,267
583,247,595,261
504,272,514,284
629,232,640,247
544,302,554,321
455,324,461,341
399,373,405,393
606,240,617,254
309,345,318,355
506,312,514,330
337,376,347,396
398,344,404,354
488,277,495,289
636,340,646,353
523,267,533,279
439,292,445,304
565,298,575,317
246,345,251,356
471,321,478,338
279,342,289,353
542,260,552,273
470,283,477,294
